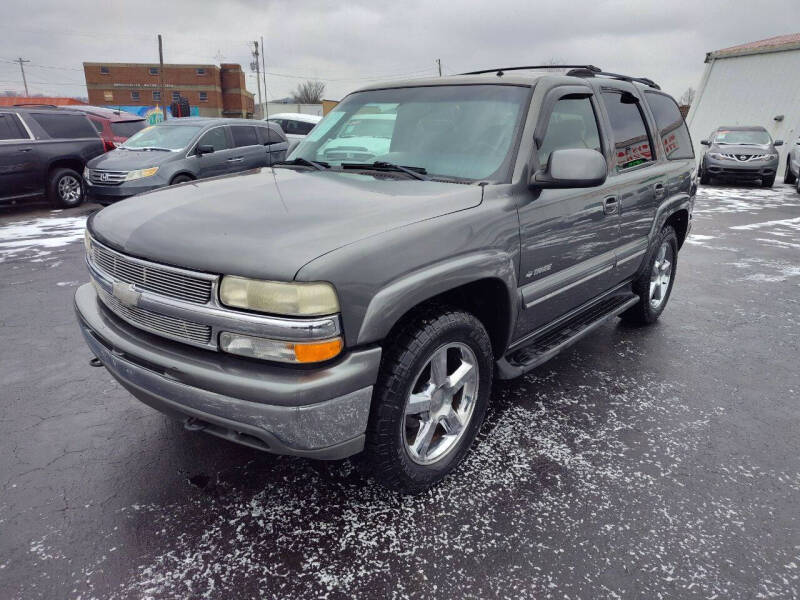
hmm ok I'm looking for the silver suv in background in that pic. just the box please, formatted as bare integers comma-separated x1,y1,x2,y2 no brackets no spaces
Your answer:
784,137,800,193
698,126,782,187
85,118,288,205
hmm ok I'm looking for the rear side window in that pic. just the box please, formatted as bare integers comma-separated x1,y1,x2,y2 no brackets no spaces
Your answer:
231,125,259,147
30,113,97,139
0,114,28,140
645,92,694,160
285,120,315,135
538,97,602,169
197,127,230,151
89,118,104,133
600,91,654,171
259,126,285,144
111,120,146,138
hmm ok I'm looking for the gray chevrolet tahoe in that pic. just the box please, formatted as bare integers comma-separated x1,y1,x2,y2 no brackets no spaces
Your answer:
75,65,696,493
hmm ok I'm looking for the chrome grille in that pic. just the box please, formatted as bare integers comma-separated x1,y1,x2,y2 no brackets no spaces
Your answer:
720,153,767,162
96,285,212,346
88,169,128,185
91,242,213,304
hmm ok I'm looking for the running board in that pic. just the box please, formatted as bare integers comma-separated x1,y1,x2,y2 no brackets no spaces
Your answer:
496,293,639,379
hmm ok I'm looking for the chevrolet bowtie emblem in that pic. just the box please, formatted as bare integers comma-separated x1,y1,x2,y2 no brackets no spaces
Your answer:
112,282,141,307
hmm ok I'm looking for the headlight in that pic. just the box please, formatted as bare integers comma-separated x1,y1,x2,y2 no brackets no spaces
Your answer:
765,153,778,160
708,152,725,160
220,332,343,363
83,167,90,179
124,167,159,181
219,276,339,316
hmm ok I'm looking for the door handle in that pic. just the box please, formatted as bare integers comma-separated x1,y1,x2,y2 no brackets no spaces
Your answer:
654,183,666,199
227,157,244,162
18,148,32,152
603,196,618,215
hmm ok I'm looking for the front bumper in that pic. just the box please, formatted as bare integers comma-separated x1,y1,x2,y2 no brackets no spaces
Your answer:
704,157,778,180
85,180,164,205
75,283,381,459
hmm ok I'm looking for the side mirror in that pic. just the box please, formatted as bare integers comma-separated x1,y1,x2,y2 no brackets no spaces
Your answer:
700,140,710,146
197,144,215,155
530,148,607,189
773,140,783,146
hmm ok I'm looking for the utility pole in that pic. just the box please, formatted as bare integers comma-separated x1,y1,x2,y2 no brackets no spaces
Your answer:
252,41,263,118
260,35,268,120
15,58,30,96
436,58,442,77
158,34,167,121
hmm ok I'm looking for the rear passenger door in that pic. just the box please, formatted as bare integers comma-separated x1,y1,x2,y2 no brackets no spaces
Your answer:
0,112,40,201
230,125,266,171
596,88,660,275
515,90,621,337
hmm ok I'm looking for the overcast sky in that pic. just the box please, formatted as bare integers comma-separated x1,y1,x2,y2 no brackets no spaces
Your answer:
2,0,799,103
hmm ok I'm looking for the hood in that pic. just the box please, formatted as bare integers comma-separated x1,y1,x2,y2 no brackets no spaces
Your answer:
87,148,180,169
710,143,774,154
89,167,483,281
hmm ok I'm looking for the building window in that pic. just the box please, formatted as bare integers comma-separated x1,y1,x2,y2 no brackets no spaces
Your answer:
149,67,159,75
153,91,161,102
199,92,208,102
172,91,181,102
100,65,109,75
131,91,140,102
103,91,113,102
196,68,206,76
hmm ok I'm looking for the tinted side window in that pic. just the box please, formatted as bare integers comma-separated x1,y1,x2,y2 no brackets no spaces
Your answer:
538,97,601,169
110,120,146,138
88,118,104,133
231,125,259,147
30,113,97,139
197,127,230,151
645,92,694,160
295,121,315,135
0,114,28,140
600,91,654,170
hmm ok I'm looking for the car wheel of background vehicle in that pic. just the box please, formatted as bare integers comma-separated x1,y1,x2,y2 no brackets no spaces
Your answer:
620,225,678,326
762,174,775,188
796,176,800,194
785,160,797,185
699,163,711,185
48,168,84,208
170,174,193,185
362,307,493,494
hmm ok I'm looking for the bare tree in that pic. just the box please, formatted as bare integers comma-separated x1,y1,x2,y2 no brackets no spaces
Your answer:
543,58,568,73
679,87,696,106
292,80,325,104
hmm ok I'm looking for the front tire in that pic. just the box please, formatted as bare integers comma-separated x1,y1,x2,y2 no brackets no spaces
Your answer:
620,225,678,325
785,159,797,185
762,174,775,188
362,308,493,494
48,167,84,208
699,161,711,185
170,174,193,185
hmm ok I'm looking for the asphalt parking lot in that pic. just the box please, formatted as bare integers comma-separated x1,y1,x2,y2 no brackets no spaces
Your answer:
1,182,799,600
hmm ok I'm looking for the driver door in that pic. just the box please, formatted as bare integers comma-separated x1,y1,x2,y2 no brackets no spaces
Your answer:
515,91,620,338
192,126,234,179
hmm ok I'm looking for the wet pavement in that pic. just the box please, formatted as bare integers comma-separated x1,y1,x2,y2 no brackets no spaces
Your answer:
1,183,799,599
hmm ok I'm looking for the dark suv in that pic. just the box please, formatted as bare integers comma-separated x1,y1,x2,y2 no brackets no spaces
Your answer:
76,65,696,493
0,106,104,207
699,126,782,187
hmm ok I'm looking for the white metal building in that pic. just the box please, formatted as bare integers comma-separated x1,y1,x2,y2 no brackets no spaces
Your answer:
687,33,800,167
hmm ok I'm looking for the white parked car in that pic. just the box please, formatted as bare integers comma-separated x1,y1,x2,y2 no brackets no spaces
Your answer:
266,113,322,141
317,113,396,163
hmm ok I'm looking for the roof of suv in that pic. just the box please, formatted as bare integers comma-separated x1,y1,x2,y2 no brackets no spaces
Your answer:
0,105,89,115
58,105,144,122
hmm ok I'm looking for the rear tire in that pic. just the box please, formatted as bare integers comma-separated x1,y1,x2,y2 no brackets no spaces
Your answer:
361,307,493,494
620,225,678,326
762,174,775,188
699,162,711,185
48,167,84,208
785,160,797,185
170,174,193,185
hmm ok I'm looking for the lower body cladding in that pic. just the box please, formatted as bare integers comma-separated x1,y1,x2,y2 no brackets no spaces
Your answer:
74,283,381,460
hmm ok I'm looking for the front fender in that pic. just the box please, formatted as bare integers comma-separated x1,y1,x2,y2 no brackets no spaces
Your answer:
356,250,519,347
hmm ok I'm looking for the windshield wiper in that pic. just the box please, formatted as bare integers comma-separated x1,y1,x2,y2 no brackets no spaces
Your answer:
125,146,172,152
341,161,429,181
274,157,329,171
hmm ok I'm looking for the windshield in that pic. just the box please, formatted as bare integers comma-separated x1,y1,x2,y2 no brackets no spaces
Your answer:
121,124,204,150
111,120,146,139
288,84,530,181
714,129,771,145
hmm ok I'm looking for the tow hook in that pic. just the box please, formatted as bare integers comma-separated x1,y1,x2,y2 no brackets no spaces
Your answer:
89,357,103,367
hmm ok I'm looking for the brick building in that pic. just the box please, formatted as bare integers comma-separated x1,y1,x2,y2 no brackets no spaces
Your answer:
83,62,254,118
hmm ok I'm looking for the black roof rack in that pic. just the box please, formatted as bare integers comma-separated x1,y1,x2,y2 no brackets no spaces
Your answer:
12,103,59,108
566,68,661,90
460,65,602,76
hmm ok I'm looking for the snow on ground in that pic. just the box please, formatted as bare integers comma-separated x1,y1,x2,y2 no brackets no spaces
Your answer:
0,213,86,262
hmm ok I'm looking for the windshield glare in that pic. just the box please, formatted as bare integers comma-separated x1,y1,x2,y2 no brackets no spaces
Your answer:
714,130,771,145
289,84,530,181
121,124,204,150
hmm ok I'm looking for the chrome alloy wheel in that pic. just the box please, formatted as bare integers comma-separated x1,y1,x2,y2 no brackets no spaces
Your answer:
649,241,674,309
58,175,82,204
403,342,479,465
